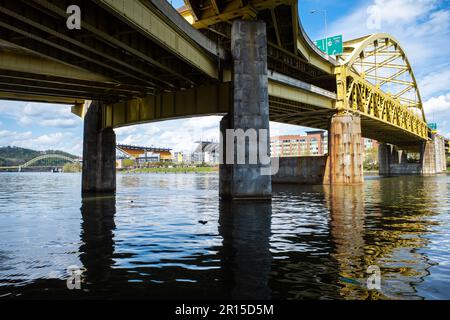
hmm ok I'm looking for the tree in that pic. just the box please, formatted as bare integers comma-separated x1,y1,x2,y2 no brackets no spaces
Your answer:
364,147,378,170
63,162,82,172
122,158,135,168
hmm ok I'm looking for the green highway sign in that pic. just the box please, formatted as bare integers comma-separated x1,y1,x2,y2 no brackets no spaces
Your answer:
314,35,343,55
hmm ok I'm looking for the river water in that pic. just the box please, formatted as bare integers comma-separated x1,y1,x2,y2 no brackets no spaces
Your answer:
0,172,448,299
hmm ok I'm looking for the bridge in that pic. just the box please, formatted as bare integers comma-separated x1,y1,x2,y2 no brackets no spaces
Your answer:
0,154,77,171
0,0,446,198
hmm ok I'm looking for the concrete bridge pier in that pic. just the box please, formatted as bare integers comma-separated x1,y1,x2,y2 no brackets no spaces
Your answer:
378,143,401,175
82,101,116,194
378,134,446,176
328,113,364,185
433,134,447,172
420,140,436,175
219,20,272,201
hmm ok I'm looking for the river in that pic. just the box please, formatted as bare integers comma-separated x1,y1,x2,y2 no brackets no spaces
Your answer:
0,172,449,299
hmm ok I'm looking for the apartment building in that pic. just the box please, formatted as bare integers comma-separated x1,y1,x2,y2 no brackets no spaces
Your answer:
271,131,328,157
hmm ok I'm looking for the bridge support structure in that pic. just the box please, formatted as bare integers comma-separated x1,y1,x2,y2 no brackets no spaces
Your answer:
271,113,364,185
378,134,446,176
328,113,364,185
219,20,272,201
82,101,116,194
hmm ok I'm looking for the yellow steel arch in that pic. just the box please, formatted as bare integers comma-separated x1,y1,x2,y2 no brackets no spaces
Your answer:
333,33,429,142
338,33,425,122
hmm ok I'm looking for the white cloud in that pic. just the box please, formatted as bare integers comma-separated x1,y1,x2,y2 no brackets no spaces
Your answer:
39,119,78,128
113,115,316,153
0,129,82,155
0,102,81,128
115,116,222,152
0,130,32,141
419,66,450,98
270,121,311,136
329,0,449,68
424,93,450,115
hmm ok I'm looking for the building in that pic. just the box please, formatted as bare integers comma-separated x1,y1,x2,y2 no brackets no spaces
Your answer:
116,144,172,165
172,151,184,163
271,131,328,157
271,131,379,158
192,141,220,164
363,138,378,151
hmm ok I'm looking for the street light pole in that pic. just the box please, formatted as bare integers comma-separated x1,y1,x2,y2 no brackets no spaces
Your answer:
310,9,328,56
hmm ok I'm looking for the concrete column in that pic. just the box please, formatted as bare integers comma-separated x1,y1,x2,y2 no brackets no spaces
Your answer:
433,135,446,173
378,143,391,176
82,101,116,193
441,137,447,172
219,20,271,200
391,146,400,164
328,113,363,184
420,140,436,175
400,150,408,164
442,137,446,172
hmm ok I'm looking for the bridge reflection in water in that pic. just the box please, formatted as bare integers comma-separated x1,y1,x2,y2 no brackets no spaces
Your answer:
218,201,272,300
75,179,440,299
0,173,447,299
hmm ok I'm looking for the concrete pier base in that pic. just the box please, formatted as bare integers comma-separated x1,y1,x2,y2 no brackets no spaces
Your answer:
272,156,330,184
421,140,436,175
378,143,420,175
378,143,392,176
433,134,447,172
82,101,116,193
219,20,271,201
328,113,363,184
378,134,446,176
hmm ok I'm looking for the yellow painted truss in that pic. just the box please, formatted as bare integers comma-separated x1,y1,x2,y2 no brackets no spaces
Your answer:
344,68,428,140
337,33,428,141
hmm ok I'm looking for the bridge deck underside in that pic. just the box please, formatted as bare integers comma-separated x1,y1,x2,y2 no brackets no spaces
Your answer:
269,99,424,148
0,0,221,104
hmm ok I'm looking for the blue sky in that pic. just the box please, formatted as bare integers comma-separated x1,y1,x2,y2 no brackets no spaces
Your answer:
0,0,449,156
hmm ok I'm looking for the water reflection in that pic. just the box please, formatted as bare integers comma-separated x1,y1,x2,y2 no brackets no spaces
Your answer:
325,177,440,300
0,173,449,299
325,185,368,299
218,201,272,299
79,195,116,284
270,185,341,300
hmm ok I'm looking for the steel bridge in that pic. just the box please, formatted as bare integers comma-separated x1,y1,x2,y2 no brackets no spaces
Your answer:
0,154,77,171
0,0,444,197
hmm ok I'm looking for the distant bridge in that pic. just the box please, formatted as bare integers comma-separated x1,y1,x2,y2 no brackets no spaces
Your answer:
0,154,77,171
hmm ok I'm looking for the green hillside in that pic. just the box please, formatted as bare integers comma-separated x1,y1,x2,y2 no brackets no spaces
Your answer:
0,146,78,167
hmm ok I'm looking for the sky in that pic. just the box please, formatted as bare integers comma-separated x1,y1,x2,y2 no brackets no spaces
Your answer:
0,0,449,156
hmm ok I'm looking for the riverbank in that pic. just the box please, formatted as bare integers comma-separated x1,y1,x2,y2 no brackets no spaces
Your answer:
120,166,219,174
